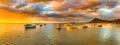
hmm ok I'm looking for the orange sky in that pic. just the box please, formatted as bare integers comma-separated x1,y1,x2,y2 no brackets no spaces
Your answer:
0,0,56,23
0,9,32,23
0,8,55,23
0,0,119,23
0,0,101,23
0,8,63,23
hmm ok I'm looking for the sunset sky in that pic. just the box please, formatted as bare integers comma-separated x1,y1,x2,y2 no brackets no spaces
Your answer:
0,0,120,23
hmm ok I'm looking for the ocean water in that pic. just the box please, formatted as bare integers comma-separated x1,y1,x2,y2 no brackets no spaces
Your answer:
0,23,119,45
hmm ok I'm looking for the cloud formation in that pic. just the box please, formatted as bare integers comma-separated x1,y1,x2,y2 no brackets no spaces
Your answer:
0,0,120,22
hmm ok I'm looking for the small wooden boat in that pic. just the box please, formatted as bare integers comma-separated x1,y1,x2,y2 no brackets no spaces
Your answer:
82,26,88,28
25,24,36,29
98,25,102,27
56,26,61,30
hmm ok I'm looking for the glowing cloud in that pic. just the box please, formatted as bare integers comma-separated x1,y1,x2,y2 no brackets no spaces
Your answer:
0,0,120,23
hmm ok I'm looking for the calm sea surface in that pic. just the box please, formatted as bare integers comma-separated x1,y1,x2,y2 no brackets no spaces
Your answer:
0,23,119,45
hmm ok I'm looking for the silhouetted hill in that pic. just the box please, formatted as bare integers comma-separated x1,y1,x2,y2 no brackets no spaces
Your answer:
89,18,120,23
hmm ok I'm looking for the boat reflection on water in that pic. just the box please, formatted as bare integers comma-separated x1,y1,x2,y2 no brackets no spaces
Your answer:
0,23,120,45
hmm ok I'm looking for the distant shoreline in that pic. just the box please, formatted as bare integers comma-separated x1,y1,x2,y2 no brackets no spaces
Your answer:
88,18,120,24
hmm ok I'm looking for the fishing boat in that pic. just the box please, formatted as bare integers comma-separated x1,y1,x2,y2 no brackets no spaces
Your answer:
24,24,36,29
